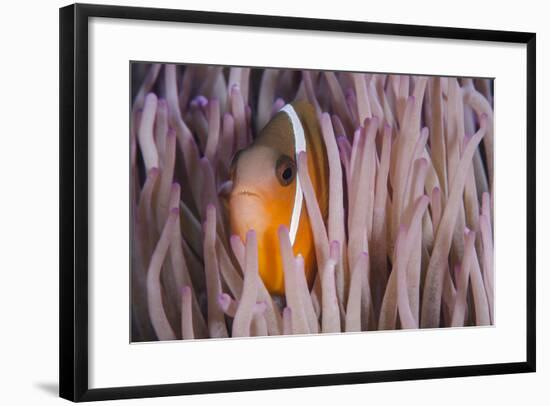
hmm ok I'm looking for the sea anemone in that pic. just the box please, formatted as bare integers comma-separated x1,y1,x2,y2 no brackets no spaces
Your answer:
130,63,494,341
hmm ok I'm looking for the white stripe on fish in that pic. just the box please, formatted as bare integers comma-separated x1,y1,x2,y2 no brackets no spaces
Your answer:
280,103,306,246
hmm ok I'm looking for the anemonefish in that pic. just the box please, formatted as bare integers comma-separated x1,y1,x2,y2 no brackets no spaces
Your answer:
228,101,329,295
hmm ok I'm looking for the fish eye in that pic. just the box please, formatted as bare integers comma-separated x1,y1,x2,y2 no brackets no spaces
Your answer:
276,155,296,187
283,167,293,180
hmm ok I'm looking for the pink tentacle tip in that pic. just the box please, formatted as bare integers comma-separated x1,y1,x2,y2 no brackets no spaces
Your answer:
157,98,167,109
278,224,289,235
364,116,379,129
230,234,243,244
206,203,216,212
181,286,191,296
217,293,232,311
231,83,240,92
191,95,208,109
246,229,257,241
148,167,159,177
200,159,213,172
295,254,305,270
171,182,180,191
170,207,180,216
408,95,416,103
145,92,157,103
254,302,267,314
420,194,430,205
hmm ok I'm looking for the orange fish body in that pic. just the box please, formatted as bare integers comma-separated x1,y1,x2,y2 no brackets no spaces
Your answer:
229,101,328,295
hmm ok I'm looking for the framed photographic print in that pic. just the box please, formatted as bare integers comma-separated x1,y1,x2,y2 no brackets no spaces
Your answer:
59,3,536,402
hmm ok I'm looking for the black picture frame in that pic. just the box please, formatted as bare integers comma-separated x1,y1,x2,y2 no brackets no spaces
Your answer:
59,3,536,402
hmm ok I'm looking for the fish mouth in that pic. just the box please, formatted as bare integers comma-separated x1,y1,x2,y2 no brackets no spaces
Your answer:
229,188,269,239
232,189,262,201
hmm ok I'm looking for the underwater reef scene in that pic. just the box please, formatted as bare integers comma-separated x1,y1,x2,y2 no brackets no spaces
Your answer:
131,63,494,341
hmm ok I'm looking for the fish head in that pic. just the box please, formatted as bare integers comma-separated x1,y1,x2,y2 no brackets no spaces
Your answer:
228,142,298,295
